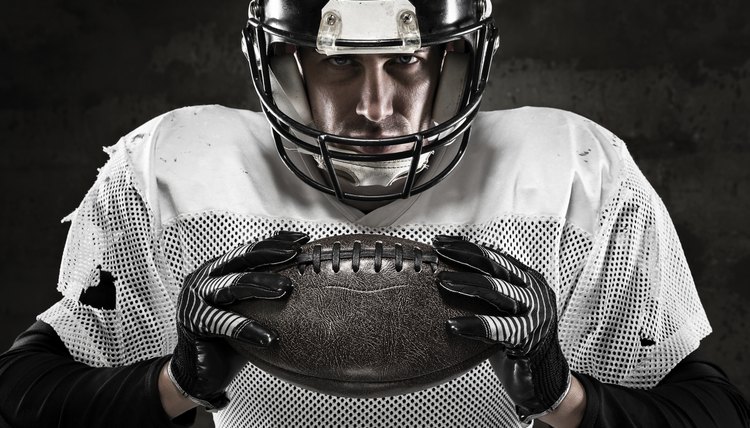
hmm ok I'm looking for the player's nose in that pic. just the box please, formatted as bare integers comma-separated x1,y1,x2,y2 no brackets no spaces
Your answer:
355,66,395,123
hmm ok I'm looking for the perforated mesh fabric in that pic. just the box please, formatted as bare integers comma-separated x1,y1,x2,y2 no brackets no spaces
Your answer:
38,108,711,427
217,361,519,427
559,147,710,389
158,213,572,427
40,143,178,367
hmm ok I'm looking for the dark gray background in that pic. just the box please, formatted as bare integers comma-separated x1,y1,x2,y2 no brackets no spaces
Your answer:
1,1,748,425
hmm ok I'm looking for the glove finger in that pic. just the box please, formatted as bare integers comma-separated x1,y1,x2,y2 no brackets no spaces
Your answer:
446,316,496,343
447,315,531,347
434,242,529,286
210,240,301,276
437,271,528,314
233,319,279,347
192,272,249,296
434,245,518,282
486,252,536,288
207,273,293,306
433,236,480,253
432,235,466,245
434,243,494,275
190,303,279,347
269,230,311,245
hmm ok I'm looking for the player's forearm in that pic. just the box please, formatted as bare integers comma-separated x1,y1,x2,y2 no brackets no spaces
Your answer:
158,360,200,418
574,357,750,427
0,320,195,428
537,375,586,428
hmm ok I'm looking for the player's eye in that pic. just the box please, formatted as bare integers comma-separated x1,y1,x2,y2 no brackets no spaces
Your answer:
328,56,353,66
393,55,418,65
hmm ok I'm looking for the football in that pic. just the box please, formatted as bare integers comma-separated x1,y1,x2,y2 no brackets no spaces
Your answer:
228,234,501,398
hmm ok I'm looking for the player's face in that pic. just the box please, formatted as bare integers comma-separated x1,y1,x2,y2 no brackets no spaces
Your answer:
297,47,443,155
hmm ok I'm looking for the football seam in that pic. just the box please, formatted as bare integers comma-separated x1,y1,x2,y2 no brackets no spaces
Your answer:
319,284,409,294
246,342,502,398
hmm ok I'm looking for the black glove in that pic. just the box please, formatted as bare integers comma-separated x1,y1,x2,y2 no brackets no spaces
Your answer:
433,235,571,422
168,231,310,410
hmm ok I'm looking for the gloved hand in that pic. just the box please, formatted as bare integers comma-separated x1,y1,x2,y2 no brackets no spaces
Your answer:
168,231,310,410
433,235,571,422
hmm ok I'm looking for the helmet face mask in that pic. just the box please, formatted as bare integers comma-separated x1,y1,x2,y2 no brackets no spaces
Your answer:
243,0,498,202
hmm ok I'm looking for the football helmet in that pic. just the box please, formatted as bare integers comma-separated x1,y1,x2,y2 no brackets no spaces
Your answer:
243,0,498,201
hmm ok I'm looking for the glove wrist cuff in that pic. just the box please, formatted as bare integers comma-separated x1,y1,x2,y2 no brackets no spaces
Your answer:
514,327,571,422
516,371,572,423
167,358,228,412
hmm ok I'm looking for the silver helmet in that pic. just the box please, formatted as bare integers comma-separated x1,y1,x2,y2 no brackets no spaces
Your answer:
243,0,499,201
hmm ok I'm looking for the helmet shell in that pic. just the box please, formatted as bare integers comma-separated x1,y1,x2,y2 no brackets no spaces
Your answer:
243,0,498,201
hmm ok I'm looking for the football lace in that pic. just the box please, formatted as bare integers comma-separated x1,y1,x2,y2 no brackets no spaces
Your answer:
295,241,439,274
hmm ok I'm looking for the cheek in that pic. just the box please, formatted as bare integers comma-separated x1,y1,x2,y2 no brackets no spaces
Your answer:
307,79,358,129
395,70,440,125
307,85,333,126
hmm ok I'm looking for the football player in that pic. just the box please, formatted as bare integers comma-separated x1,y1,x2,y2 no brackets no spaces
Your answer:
1,0,749,427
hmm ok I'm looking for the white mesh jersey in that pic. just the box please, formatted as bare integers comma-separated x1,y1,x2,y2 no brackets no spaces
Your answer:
39,105,711,427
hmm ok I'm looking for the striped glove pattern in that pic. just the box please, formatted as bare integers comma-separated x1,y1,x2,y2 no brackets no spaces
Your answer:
433,235,571,422
168,231,309,410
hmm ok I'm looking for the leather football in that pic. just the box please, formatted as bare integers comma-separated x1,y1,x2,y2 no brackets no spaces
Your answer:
228,234,501,397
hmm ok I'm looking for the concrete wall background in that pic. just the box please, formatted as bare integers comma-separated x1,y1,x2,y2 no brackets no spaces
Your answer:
1,0,748,424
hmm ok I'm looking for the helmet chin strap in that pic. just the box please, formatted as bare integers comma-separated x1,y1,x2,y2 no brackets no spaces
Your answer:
312,150,433,187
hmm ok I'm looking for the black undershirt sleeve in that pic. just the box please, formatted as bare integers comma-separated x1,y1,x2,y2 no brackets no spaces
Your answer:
0,320,196,428
576,350,750,427
4,321,749,428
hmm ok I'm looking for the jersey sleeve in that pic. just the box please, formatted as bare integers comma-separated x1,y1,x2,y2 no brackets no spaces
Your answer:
576,350,750,427
37,120,179,368
0,320,195,428
558,130,712,388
